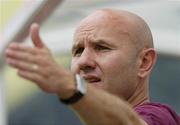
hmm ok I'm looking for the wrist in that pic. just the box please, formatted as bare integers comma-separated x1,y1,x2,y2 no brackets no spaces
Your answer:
59,74,87,105
58,74,76,99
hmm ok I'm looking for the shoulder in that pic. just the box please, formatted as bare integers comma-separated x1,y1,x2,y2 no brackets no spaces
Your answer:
134,102,180,125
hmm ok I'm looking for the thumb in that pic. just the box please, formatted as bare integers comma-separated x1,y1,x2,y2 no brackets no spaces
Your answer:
30,23,45,48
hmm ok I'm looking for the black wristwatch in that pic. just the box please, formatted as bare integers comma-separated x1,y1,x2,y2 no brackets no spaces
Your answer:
60,74,87,105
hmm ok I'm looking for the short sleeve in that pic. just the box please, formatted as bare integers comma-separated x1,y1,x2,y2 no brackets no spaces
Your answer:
134,103,180,125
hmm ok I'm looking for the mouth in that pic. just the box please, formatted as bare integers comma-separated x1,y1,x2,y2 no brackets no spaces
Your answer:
85,78,101,83
82,76,101,84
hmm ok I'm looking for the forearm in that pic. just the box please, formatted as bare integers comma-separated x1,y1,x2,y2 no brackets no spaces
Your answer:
70,84,143,125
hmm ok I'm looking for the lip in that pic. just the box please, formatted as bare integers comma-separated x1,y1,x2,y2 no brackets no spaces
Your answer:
82,75,101,84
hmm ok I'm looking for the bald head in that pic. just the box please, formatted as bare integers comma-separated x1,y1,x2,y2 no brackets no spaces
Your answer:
72,9,156,101
75,9,154,53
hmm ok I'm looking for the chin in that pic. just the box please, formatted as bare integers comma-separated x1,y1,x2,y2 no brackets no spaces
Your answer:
88,81,104,89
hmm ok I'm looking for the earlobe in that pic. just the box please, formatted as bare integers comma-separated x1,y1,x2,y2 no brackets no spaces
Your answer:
138,48,157,78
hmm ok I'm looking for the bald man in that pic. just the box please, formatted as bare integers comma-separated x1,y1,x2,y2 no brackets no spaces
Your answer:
5,9,180,125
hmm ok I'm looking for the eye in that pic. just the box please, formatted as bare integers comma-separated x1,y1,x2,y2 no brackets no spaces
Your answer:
73,47,84,57
95,45,110,51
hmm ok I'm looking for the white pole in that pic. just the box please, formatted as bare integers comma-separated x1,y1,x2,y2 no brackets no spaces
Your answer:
0,1,64,124
0,67,7,125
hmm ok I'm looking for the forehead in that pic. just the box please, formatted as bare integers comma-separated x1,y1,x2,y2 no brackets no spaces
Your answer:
73,19,131,46
72,27,132,54
72,10,137,50
75,12,126,32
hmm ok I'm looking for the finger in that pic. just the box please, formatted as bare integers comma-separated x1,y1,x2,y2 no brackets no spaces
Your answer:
17,70,54,93
6,58,36,72
6,57,50,77
30,23,45,48
5,49,37,64
17,70,46,87
7,42,38,55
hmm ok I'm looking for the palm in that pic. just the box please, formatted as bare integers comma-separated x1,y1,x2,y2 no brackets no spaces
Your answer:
5,23,74,96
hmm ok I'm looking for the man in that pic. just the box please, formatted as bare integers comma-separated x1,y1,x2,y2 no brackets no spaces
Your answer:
5,9,180,125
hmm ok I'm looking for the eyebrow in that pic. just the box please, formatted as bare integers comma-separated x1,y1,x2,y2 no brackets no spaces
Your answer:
72,39,114,53
94,39,112,46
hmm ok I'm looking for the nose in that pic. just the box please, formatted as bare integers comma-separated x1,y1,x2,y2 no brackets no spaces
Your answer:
77,48,96,73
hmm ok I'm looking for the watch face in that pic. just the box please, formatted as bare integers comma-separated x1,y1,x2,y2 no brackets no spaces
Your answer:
76,74,87,94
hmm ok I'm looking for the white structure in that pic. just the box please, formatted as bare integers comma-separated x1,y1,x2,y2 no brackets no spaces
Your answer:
0,0,63,124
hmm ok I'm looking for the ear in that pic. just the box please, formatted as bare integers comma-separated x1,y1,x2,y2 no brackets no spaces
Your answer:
138,48,157,78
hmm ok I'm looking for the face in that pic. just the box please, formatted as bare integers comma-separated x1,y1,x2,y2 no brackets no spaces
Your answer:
71,13,140,100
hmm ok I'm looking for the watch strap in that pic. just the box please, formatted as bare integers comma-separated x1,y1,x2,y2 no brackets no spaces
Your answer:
59,74,86,105
60,91,84,104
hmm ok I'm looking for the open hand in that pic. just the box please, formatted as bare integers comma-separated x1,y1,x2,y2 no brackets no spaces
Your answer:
5,23,75,98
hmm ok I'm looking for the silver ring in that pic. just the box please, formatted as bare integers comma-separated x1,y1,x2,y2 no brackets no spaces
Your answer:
32,64,39,71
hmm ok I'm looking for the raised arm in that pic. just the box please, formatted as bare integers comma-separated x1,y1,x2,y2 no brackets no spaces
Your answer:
5,23,147,125
71,84,147,125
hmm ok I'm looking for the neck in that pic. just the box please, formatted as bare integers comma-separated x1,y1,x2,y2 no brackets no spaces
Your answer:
127,78,150,107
